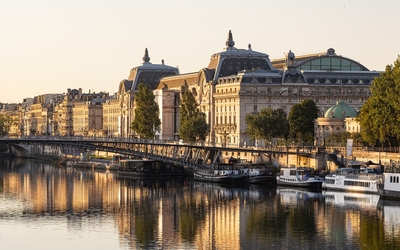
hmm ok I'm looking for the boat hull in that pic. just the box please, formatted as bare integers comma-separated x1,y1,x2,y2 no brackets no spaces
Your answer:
194,173,237,183
276,178,323,189
245,174,277,185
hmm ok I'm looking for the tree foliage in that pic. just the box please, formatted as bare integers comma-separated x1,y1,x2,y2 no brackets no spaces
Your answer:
179,90,209,143
131,83,161,139
245,107,289,143
287,99,319,142
359,56,400,145
325,132,367,147
0,114,14,136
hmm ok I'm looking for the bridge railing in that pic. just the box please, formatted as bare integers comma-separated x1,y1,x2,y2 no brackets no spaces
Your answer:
1,135,318,153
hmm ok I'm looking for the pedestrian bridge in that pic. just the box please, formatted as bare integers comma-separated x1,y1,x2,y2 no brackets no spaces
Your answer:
0,136,313,169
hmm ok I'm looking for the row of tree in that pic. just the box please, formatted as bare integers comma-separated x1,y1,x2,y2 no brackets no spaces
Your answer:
131,83,320,145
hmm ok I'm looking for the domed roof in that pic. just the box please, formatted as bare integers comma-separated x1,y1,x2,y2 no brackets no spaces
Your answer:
207,30,278,80
324,100,357,118
126,48,179,90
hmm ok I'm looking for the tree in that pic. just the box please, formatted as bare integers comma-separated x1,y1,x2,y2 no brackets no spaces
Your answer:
0,114,14,136
179,90,209,143
245,107,289,144
131,83,161,139
287,99,319,143
359,56,400,146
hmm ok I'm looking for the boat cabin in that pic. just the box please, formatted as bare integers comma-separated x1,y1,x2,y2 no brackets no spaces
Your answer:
118,159,184,177
119,159,163,173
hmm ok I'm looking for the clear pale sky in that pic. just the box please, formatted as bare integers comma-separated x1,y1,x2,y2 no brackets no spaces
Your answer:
1,0,399,103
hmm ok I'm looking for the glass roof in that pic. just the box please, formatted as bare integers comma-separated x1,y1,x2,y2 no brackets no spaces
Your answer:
297,56,369,71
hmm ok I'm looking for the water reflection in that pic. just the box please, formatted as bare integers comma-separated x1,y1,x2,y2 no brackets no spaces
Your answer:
1,159,400,249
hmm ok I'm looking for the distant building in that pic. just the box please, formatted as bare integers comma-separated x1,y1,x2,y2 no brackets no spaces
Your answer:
22,94,62,136
314,100,360,145
102,94,120,137
53,89,108,136
72,96,106,137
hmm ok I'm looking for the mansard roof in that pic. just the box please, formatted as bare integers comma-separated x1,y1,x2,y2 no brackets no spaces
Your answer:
126,48,179,90
207,30,278,81
119,79,133,92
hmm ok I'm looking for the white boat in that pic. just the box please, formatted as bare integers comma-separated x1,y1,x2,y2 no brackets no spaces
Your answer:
379,172,400,199
276,167,323,189
323,168,382,194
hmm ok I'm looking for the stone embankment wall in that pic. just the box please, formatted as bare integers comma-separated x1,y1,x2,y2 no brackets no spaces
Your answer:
264,147,399,171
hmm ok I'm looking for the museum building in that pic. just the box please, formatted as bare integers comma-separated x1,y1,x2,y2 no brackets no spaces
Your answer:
119,30,378,146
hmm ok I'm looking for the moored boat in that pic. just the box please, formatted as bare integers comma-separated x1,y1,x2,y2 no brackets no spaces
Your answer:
194,163,246,183
379,172,400,200
117,159,184,178
323,168,382,194
238,163,276,185
276,167,323,189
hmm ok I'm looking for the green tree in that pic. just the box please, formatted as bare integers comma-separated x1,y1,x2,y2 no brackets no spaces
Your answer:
131,83,161,139
245,107,288,144
288,99,319,143
0,114,14,136
179,90,209,143
359,56,400,146
325,131,350,146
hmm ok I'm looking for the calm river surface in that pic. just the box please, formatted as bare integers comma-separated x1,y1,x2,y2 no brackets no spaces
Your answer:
1,158,400,250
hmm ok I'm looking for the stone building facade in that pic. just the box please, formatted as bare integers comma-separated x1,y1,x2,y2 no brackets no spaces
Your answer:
152,30,380,146
102,95,120,137
116,48,179,138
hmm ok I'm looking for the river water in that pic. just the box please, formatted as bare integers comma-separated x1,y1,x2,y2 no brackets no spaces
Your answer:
0,158,399,250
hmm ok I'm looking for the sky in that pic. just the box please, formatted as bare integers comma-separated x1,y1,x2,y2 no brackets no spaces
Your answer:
1,0,399,103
